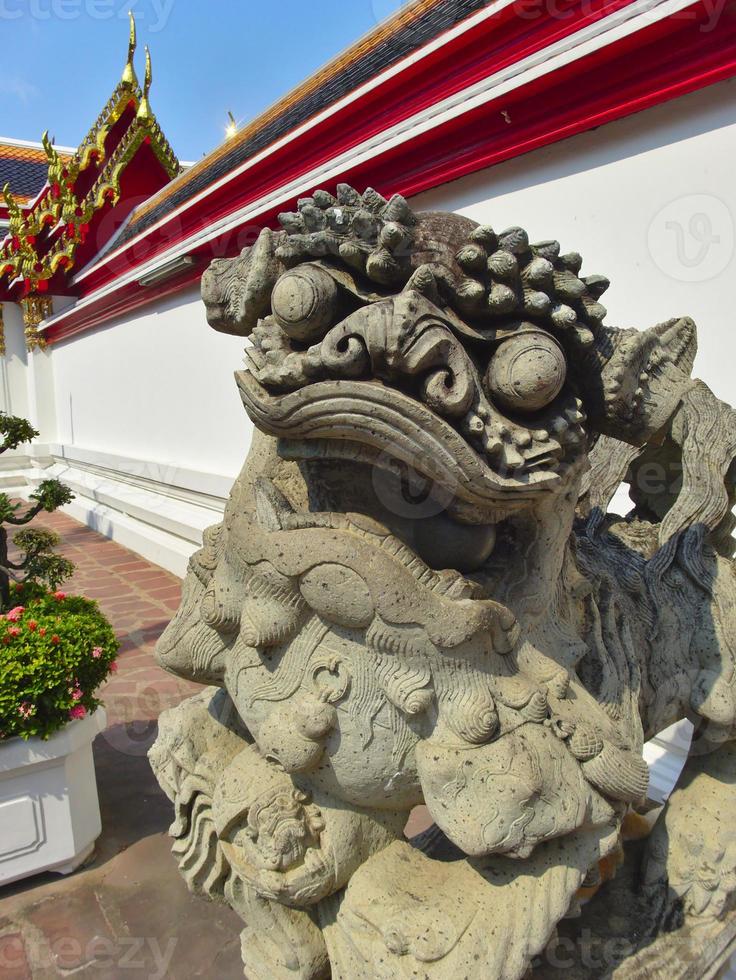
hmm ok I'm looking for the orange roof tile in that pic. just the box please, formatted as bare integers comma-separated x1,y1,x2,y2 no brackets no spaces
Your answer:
0,139,73,204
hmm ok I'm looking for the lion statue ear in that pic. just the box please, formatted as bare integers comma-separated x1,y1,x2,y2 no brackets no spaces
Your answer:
577,312,736,560
580,379,736,560
202,227,284,337
573,315,697,446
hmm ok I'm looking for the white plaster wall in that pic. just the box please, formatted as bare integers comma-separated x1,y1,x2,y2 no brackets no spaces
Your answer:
0,302,30,422
50,285,252,481
412,77,736,411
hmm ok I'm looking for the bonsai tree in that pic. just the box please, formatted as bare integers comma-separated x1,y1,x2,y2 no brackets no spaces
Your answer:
0,413,74,610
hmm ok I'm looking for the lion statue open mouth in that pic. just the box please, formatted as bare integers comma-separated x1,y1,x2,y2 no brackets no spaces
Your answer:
149,186,736,978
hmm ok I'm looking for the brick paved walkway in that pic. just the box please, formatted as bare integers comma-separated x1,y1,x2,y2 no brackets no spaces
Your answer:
46,511,197,743
0,512,245,979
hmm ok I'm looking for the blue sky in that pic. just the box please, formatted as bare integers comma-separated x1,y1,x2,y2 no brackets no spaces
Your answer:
1,0,407,161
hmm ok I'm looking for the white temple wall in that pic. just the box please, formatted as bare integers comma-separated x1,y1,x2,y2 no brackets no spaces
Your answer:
32,286,252,574
0,302,31,425
49,286,249,476
13,78,735,573
0,302,34,493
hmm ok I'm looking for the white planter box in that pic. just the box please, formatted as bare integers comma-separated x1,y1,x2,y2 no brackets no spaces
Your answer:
0,708,106,885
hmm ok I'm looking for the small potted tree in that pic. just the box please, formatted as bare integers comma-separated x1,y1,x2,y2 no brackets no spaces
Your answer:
0,412,119,884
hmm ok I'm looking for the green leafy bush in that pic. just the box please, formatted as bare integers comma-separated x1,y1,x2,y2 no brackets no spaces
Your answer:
0,583,118,741
0,411,76,609
12,528,75,591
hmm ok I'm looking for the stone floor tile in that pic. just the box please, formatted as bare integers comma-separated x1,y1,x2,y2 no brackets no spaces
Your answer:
23,890,116,972
0,928,32,980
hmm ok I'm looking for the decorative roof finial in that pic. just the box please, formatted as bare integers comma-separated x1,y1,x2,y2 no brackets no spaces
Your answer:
2,183,17,214
42,131,65,186
2,183,23,236
122,10,137,86
41,131,56,162
137,45,153,121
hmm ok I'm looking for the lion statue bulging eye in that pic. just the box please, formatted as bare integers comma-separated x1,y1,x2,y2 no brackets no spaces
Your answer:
271,264,340,342
485,329,567,413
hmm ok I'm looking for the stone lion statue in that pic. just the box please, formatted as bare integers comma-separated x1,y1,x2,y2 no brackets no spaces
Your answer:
149,186,736,978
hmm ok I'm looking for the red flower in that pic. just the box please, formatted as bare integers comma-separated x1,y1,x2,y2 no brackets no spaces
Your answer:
109,660,118,673
39,627,46,637
27,620,37,632
69,705,86,721
54,591,66,601
51,634,60,645
7,627,20,637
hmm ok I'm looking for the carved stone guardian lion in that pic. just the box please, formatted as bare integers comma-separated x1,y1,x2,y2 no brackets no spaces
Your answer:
149,186,736,978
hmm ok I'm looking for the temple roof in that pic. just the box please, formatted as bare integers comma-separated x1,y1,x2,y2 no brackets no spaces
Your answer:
0,139,74,208
26,0,736,344
0,14,180,300
117,0,480,245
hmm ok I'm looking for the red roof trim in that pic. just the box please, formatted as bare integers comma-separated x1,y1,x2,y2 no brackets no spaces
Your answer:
75,0,640,293
44,0,736,343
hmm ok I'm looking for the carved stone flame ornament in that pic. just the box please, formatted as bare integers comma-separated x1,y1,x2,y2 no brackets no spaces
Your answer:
150,186,736,978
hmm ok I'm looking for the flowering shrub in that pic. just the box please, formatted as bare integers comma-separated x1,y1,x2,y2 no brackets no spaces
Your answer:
0,583,118,741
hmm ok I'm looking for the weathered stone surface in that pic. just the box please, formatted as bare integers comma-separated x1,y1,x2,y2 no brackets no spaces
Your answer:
151,186,736,977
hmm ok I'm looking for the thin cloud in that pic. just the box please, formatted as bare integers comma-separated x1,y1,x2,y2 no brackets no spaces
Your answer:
0,77,39,106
